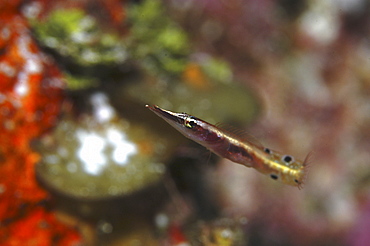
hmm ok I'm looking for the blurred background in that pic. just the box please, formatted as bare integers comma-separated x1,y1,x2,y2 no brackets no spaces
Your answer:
0,0,369,245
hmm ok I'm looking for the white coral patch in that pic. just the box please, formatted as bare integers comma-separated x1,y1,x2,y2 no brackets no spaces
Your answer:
77,130,107,175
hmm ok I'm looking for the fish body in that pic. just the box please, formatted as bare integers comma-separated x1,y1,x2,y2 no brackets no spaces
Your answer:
146,105,309,189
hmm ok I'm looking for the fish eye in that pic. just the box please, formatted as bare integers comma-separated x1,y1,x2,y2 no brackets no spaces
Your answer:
270,174,278,180
282,155,293,163
184,117,197,129
264,148,271,154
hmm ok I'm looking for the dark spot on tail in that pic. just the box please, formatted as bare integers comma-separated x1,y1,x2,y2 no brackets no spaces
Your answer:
282,155,293,163
270,174,278,180
264,148,271,154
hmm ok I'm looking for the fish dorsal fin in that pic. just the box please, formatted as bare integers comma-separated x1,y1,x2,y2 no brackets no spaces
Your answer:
215,123,264,149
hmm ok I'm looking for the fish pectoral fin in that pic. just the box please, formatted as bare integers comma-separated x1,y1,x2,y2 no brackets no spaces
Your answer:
241,161,253,168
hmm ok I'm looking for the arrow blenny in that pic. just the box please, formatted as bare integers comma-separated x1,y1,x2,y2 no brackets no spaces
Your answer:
146,105,310,189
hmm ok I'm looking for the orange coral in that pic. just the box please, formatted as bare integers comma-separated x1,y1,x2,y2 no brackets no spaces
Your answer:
1,207,81,246
0,2,80,245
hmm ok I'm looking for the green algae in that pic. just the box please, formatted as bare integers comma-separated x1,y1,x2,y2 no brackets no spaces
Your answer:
127,0,190,77
33,9,128,66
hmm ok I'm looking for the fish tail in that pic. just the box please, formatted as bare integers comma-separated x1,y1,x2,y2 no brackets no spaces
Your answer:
299,151,314,189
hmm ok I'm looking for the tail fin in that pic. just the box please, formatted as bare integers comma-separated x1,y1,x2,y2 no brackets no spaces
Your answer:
303,151,314,167
299,151,314,189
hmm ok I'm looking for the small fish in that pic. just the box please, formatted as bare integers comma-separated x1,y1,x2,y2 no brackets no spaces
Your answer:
146,105,310,189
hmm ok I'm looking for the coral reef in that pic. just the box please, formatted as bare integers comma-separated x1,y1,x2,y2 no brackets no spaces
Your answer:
1,0,369,245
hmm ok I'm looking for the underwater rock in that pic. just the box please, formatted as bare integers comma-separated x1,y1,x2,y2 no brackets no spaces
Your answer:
36,93,169,200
